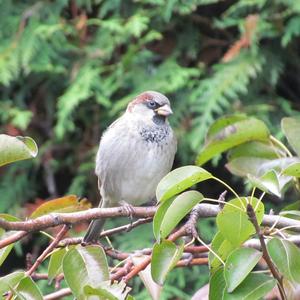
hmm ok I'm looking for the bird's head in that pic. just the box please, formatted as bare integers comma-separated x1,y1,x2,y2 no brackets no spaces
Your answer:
126,91,173,125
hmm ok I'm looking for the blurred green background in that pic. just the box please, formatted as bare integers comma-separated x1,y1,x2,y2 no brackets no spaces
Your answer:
0,0,300,298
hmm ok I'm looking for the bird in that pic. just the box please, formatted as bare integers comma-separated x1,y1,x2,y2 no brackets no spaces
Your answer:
83,91,177,243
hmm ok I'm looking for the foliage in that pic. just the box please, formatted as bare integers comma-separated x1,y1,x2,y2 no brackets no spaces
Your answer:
1,115,300,299
0,0,300,298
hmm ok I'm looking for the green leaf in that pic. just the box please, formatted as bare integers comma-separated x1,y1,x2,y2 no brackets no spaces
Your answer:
209,231,237,274
153,197,173,241
0,134,38,167
0,214,21,267
209,269,276,300
267,237,300,283
216,197,264,247
84,281,131,300
226,157,270,177
131,255,162,300
247,170,281,197
228,157,299,177
281,117,300,156
0,271,25,294
48,247,67,280
159,191,204,239
196,118,270,166
156,166,212,203
63,245,109,300
282,162,300,177
223,273,276,300
0,232,15,267
224,248,262,292
227,141,285,161
209,267,226,300
280,210,300,220
206,114,247,143
12,276,43,300
151,240,184,285
30,195,91,218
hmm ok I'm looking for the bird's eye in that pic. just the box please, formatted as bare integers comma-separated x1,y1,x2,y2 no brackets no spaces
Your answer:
147,100,157,109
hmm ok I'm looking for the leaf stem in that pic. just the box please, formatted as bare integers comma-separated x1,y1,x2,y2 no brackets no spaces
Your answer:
270,135,293,158
202,198,243,211
196,236,225,266
212,177,246,210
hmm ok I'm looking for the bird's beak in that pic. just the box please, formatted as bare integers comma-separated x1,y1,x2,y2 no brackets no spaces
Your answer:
155,104,173,117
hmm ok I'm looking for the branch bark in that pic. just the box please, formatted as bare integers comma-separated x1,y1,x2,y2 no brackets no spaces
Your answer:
247,204,287,300
0,204,298,233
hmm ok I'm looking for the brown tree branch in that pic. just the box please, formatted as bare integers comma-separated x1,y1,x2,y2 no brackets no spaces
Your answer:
0,206,156,231
26,225,70,276
58,217,153,247
0,204,298,234
1,204,300,254
0,231,28,248
247,204,287,300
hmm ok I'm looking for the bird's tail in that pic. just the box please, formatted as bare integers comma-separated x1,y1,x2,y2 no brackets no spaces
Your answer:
83,218,106,243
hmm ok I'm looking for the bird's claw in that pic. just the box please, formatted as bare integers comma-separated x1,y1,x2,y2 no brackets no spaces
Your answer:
120,201,134,231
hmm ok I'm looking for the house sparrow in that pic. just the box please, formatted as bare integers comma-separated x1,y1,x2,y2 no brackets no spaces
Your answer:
83,91,177,242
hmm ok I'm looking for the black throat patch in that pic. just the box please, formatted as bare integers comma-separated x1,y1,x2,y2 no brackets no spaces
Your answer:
139,125,170,144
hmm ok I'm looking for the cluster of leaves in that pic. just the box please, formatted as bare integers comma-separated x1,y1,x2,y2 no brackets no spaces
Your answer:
1,114,300,299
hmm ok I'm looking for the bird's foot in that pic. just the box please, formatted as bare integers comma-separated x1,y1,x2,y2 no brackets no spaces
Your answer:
119,200,135,231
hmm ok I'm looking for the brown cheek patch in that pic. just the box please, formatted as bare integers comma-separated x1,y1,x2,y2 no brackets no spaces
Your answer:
127,92,153,112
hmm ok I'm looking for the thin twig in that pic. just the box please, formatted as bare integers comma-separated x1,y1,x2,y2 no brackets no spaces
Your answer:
58,217,153,247
26,225,70,276
43,288,72,300
247,204,287,300
0,231,28,248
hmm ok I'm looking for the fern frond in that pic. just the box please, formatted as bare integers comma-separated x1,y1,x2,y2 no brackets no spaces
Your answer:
189,52,265,150
55,63,100,139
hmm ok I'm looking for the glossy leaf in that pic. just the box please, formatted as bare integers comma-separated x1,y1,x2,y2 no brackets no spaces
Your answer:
0,134,38,167
84,281,131,300
151,240,184,285
196,118,270,166
228,156,299,177
209,269,276,300
206,114,247,143
209,231,237,274
48,247,67,280
153,197,173,241
0,271,25,295
132,254,162,300
223,273,276,300
30,195,91,218
63,245,109,300
267,237,300,283
156,165,212,203
247,170,281,197
257,157,300,175
282,162,300,177
227,141,285,161
12,276,43,300
226,157,270,177
282,117,300,156
159,191,203,239
0,214,20,267
216,197,264,247
209,267,226,300
224,248,262,292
